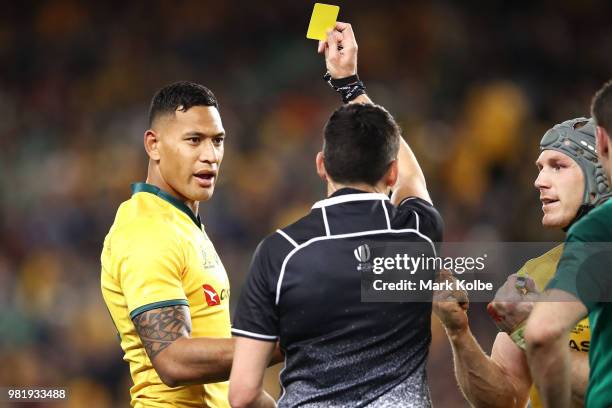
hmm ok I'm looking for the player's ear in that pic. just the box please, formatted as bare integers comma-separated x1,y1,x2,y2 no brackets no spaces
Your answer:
385,160,399,187
144,129,161,161
596,126,610,158
316,151,327,182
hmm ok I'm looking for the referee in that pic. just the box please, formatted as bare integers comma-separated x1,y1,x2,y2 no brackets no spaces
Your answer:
229,23,443,408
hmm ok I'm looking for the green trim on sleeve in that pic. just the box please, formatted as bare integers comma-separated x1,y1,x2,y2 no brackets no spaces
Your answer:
129,299,189,320
131,182,202,228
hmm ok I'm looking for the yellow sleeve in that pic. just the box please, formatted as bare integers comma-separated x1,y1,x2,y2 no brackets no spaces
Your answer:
117,218,189,319
519,258,551,292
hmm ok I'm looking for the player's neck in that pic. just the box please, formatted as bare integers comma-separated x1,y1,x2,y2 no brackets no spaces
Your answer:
146,166,199,215
182,198,199,216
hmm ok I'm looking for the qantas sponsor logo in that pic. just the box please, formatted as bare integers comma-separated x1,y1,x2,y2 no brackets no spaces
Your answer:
202,284,221,306
202,284,230,306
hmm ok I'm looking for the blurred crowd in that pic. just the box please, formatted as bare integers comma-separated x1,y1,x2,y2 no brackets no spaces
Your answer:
1,1,612,406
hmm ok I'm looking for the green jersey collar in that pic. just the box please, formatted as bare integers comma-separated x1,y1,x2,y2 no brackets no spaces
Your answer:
131,182,201,229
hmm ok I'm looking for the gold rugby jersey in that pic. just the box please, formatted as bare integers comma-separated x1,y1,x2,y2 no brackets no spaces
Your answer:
101,183,230,408
517,244,589,408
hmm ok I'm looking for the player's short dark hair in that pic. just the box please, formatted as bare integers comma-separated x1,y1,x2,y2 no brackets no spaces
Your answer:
591,79,612,136
323,103,401,186
148,81,219,126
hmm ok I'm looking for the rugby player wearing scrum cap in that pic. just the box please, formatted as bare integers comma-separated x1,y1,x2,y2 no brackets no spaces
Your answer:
433,118,610,408
526,80,612,408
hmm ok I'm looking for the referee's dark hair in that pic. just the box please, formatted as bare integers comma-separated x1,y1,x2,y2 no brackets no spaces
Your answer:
592,79,612,136
323,103,401,186
149,81,219,126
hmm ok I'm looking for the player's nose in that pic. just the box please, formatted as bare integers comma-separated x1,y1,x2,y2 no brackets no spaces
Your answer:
198,139,219,163
533,169,551,190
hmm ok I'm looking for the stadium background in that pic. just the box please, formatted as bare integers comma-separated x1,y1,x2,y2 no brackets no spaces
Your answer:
1,0,611,406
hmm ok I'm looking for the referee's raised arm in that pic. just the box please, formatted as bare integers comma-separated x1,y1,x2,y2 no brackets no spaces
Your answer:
230,21,443,408
390,129,431,205
319,21,431,205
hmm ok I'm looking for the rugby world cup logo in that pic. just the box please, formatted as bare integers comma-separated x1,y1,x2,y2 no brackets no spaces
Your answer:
355,244,372,271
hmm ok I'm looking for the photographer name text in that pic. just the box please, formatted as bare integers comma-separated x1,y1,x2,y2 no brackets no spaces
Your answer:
372,279,493,291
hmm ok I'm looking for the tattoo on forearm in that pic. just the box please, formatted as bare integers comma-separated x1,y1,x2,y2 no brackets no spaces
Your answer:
133,305,192,360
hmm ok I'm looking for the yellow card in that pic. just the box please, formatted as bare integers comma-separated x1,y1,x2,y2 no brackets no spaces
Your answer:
306,3,340,40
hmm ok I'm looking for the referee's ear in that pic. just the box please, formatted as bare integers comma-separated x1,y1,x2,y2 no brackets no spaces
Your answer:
316,151,328,182
384,160,399,187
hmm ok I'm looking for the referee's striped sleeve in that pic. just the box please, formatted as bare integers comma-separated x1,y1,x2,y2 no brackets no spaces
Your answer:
231,328,278,341
232,234,293,342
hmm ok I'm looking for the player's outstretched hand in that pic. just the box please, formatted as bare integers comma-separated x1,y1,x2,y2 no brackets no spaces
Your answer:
433,270,470,335
486,274,540,334
317,21,357,79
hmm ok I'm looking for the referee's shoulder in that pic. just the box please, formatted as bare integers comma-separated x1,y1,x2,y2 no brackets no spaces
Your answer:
278,209,326,246
255,211,323,260
395,195,440,215
392,196,444,243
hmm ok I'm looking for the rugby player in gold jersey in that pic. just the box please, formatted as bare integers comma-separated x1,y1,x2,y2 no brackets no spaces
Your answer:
433,118,610,408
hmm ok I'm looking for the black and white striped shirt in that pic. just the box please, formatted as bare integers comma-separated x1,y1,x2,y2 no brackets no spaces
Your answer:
233,188,443,407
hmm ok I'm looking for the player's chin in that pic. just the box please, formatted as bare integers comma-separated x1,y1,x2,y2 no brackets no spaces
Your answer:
192,185,215,202
541,214,564,229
